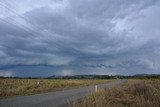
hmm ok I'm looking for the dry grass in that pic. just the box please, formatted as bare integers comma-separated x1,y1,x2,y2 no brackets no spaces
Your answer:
0,79,111,99
73,79,160,107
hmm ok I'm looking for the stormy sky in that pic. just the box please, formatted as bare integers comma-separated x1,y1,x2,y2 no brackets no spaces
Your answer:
0,0,160,77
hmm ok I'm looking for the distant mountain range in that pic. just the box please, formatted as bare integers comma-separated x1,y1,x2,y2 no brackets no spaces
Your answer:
48,74,160,79
1,74,160,79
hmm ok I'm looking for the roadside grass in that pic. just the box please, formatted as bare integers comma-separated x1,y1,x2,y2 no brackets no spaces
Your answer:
73,79,160,107
0,79,112,99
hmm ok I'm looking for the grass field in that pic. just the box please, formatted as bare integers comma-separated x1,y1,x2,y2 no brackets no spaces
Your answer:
73,79,160,107
0,79,112,99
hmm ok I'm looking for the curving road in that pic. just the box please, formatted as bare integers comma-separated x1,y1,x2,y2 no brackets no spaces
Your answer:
0,79,127,107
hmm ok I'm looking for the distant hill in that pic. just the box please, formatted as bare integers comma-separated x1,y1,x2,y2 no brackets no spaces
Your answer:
48,74,160,79
0,74,160,79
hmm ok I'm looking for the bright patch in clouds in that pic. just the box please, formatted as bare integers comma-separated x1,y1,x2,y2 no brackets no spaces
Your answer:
59,70,73,76
0,71,13,77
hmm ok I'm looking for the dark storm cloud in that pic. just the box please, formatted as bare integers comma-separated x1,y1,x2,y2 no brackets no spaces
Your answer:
0,0,160,76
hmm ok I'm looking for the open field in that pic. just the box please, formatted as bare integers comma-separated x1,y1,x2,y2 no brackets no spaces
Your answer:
0,80,126,107
73,79,160,107
0,79,112,99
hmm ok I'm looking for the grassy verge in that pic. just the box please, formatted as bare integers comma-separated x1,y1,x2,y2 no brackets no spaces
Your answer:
0,79,113,99
73,79,160,107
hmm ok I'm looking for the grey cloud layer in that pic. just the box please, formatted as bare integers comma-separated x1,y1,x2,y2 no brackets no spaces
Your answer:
0,0,160,75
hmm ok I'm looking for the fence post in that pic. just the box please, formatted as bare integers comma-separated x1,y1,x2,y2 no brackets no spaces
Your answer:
95,85,97,92
37,81,40,85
